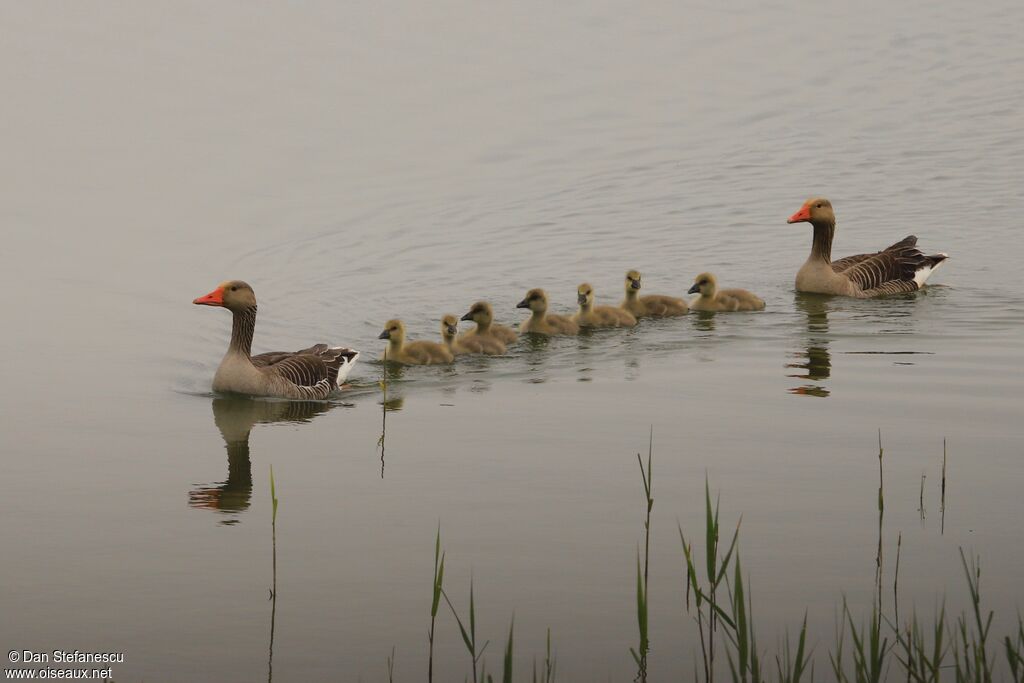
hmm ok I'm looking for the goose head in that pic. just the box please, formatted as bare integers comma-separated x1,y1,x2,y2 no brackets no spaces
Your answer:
577,283,594,309
516,288,548,313
688,272,718,297
787,198,835,227
440,314,459,343
461,301,494,328
193,280,257,312
625,270,642,295
378,319,406,345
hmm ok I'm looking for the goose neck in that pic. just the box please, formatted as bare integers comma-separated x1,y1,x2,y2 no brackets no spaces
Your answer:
811,220,836,263
229,306,257,356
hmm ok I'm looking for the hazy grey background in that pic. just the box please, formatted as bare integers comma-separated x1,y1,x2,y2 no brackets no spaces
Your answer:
1,1,1022,680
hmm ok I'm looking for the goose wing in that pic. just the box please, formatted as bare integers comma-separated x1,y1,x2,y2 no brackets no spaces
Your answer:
836,235,931,295
253,344,359,389
831,252,874,274
264,355,334,399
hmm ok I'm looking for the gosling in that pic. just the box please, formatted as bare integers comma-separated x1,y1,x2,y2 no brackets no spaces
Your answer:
441,314,506,355
460,301,518,345
573,283,637,328
379,319,454,365
621,270,689,318
687,273,765,312
516,289,580,335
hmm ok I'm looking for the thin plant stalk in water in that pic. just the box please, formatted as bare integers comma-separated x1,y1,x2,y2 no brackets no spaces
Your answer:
378,348,388,478
680,476,741,683
428,526,445,683
532,629,557,683
875,430,885,616
941,439,947,535
267,465,279,683
444,578,488,683
631,431,653,681
894,533,902,628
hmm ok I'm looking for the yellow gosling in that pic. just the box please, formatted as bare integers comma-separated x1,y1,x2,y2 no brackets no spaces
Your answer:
516,289,579,335
441,314,505,355
573,282,637,328
378,319,454,365
687,273,765,312
460,301,518,345
621,270,688,318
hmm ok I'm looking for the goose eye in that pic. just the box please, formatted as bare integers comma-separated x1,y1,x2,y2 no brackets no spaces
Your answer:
230,286,238,291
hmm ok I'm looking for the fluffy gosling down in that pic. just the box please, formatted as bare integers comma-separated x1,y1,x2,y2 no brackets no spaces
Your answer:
460,301,518,345
573,283,637,328
441,314,506,355
621,270,689,318
687,273,765,312
379,319,454,365
516,289,579,335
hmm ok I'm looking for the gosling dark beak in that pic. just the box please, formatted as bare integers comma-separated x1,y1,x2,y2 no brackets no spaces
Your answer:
378,329,391,340
446,325,457,335
577,294,587,305
630,280,641,290
460,311,474,321
688,283,701,294
516,299,529,309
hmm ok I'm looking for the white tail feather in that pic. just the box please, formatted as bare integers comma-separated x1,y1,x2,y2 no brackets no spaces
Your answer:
334,349,359,386
914,255,948,287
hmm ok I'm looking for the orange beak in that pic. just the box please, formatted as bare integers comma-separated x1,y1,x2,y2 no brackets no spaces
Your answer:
193,287,224,306
787,204,811,224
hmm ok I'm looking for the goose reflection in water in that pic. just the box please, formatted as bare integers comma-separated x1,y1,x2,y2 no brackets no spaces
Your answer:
189,397,332,523
787,294,832,397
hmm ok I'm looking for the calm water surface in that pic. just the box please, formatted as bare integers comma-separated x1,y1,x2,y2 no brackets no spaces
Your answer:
2,1,1023,680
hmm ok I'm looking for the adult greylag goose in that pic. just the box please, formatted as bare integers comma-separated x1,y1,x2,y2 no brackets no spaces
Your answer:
688,273,765,312
460,301,518,345
378,319,454,365
193,281,359,399
621,270,689,318
787,198,948,297
573,283,637,328
516,289,579,335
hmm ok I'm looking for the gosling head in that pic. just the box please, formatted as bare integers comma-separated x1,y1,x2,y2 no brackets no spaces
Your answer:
577,283,594,308
688,272,718,297
378,319,406,343
461,301,493,327
787,197,835,226
625,270,642,294
193,280,257,312
440,314,459,342
516,288,548,313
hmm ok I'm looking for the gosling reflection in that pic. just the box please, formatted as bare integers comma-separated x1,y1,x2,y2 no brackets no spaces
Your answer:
691,310,718,333
189,397,331,522
787,294,832,397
